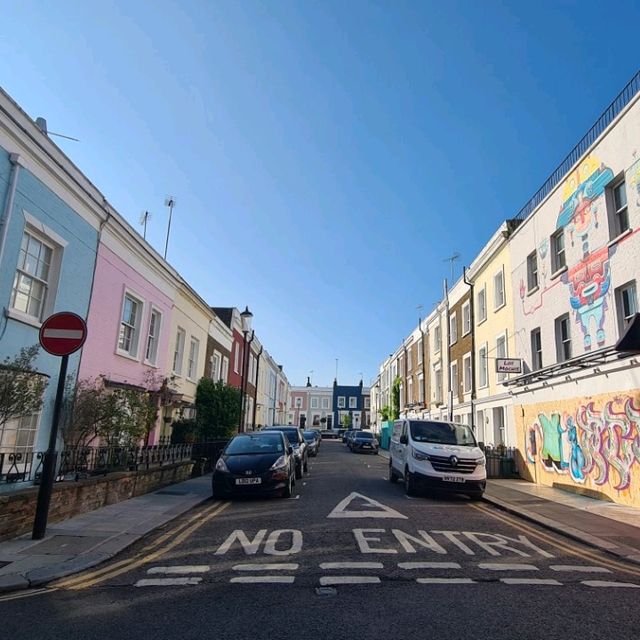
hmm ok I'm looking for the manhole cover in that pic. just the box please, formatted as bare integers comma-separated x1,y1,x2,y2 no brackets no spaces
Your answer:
21,535,106,555
155,490,189,496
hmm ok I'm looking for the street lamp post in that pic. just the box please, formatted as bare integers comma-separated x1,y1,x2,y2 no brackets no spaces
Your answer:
238,306,253,432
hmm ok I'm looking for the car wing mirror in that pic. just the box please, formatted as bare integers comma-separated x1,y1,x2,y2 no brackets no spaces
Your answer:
400,435,408,445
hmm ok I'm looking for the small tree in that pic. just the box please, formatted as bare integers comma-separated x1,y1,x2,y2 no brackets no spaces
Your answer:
0,345,48,431
195,378,241,441
391,376,401,420
341,413,352,429
379,405,391,421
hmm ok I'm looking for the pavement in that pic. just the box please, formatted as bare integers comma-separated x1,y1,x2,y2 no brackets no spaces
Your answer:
0,473,213,593
377,447,640,566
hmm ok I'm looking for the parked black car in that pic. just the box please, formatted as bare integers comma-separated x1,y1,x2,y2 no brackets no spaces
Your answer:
262,426,309,478
342,429,356,443
212,431,296,499
303,430,320,456
350,430,379,454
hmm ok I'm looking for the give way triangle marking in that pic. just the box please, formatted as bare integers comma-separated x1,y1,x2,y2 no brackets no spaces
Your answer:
327,492,408,519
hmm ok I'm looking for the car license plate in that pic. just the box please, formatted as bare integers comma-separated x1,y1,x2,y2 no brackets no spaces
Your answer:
442,476,465,483
362,444,371,448
235,477,261,485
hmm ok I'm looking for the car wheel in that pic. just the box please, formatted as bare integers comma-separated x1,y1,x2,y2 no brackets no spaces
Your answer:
282,474,293,498
389,460,399,483
295,461,303,479
404,467,417,496
303,455,309,473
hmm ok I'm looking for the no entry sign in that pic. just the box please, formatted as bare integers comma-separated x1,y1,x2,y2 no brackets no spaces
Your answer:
39,312,87,356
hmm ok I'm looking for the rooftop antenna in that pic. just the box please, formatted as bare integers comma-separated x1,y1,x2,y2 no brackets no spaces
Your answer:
335,358,339,382
443,252,460,283
35,117,80,142
309,370,314,385
417,304,424,324
139,211,152,240
163,197,176,260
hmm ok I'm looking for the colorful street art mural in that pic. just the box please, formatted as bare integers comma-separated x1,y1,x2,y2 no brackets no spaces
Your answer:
523,394,640,505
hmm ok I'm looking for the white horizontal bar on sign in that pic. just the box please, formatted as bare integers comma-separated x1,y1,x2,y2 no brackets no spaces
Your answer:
42,329,83,339
319,576,381,586
135,578,202,587
232,564,299,571
230,576,295,584
319,562,384,570
550,565,611,573
398,562,461,570
478,563,538,571
147,566,210,574
500,578,561,586
581,580,640,588
417,578,475,584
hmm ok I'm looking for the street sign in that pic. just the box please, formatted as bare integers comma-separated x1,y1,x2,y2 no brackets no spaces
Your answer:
495,358,522,374
39,312,87,356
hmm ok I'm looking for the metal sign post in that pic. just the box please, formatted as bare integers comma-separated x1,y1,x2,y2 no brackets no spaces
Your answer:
32,312,87,540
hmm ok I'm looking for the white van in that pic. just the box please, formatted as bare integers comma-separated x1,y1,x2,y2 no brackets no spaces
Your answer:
389,419,486,498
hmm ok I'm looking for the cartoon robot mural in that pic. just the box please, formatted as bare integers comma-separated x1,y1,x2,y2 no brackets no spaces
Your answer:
556,155,615,351
525,396,640,494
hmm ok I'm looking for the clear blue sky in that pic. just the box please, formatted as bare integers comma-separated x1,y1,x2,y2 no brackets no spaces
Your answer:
1,1,639,387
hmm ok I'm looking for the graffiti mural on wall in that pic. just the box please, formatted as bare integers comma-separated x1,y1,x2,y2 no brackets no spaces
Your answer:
525,396,640,491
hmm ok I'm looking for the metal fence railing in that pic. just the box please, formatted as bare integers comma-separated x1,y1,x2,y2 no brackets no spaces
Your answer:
484,446,519,479
0,444,194,486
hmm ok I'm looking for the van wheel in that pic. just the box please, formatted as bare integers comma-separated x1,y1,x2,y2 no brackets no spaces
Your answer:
389,460,399,483
404,467,417,496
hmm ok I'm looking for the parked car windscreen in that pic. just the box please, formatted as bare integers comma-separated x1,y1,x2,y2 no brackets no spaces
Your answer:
409,421,476,446
225,433,284,455
303,431,317,441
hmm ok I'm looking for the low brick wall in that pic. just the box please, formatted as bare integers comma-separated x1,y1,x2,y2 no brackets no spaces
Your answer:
0,461,193,542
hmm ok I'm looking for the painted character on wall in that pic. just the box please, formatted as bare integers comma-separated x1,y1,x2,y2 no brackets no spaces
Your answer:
566,416,586,482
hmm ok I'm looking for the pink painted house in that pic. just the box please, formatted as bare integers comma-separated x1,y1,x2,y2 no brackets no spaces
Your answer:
79,219,179,444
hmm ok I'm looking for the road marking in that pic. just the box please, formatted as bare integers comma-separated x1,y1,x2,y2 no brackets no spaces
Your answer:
471,503,640,578
398,562,461,570
417,578,475,584
64,501,231,590
135,577,202,587
294,495,300,500
501,578,561,585
319,576,381,585
479,563,539,571
230,576,295,584
581,580,640,588
147,566,210,574
320,562,384,569
0,587,57,603
232,563,299,571
327,492,408,519
550,565,611,573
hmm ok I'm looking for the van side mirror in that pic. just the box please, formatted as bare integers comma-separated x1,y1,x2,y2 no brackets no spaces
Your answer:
400,434,408,445
287,446,294,455
478,441,485,452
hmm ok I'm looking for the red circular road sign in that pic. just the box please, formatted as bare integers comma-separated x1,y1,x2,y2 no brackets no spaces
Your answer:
39,312,88,356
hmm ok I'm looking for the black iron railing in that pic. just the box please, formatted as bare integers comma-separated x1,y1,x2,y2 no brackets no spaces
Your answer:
484,446,519,479
514,70,640,223
0,444,194,485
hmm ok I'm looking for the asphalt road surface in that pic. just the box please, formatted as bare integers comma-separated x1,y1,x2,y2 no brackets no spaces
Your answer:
2,441,640,640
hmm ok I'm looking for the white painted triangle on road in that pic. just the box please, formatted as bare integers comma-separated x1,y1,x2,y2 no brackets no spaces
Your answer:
327,492,408,519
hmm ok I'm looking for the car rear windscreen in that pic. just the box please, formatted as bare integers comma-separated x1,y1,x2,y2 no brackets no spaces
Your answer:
226,434,284,455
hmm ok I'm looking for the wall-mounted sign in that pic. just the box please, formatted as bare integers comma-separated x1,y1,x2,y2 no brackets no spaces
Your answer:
495,358,522,374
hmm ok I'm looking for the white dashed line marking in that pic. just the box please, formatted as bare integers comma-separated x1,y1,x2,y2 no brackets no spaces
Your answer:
320,562,384,570
147,566,209,574
581,580,640,588
500,578,561,586
135,578,202,587
319,576,381,585
550,565,611,573
478,563,539,571
398,562,461,570
230,576,295,584
417,578,475,584
232,564,299,571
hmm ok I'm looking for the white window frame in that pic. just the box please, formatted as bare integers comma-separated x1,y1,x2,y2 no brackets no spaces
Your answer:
478,343,488,389
450,361,458,398
117,289,144,359
463,354,472,394
611,178,630,238
321,397,330,409
407,378,413,403
233,343,241,373
144,307,162,365
221,356,229,382
0,412,40,454
417,338,423,364
417,373,424,403
527,251,539,292
187,337,199,381
407,348,412,371
211,351,221,381
349,396,357,409
493,268,505,310
338,396,346,409
311,397,319,409
434,367,443,404
364,397,370,409
531,327,542,371
477,285,487,324
9,219,66,326
173,327,186,375
449,311,457,345
555,313,572,362
462,301,471,336
496,332,507,383
551,228,566,274
434,325,441,353
615,281,638,337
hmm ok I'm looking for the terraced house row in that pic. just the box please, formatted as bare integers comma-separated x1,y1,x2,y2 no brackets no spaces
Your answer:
0,87,289,475
371,72,640,508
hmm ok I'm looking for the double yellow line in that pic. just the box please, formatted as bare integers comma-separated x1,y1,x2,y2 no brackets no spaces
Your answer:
472,502,640,578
